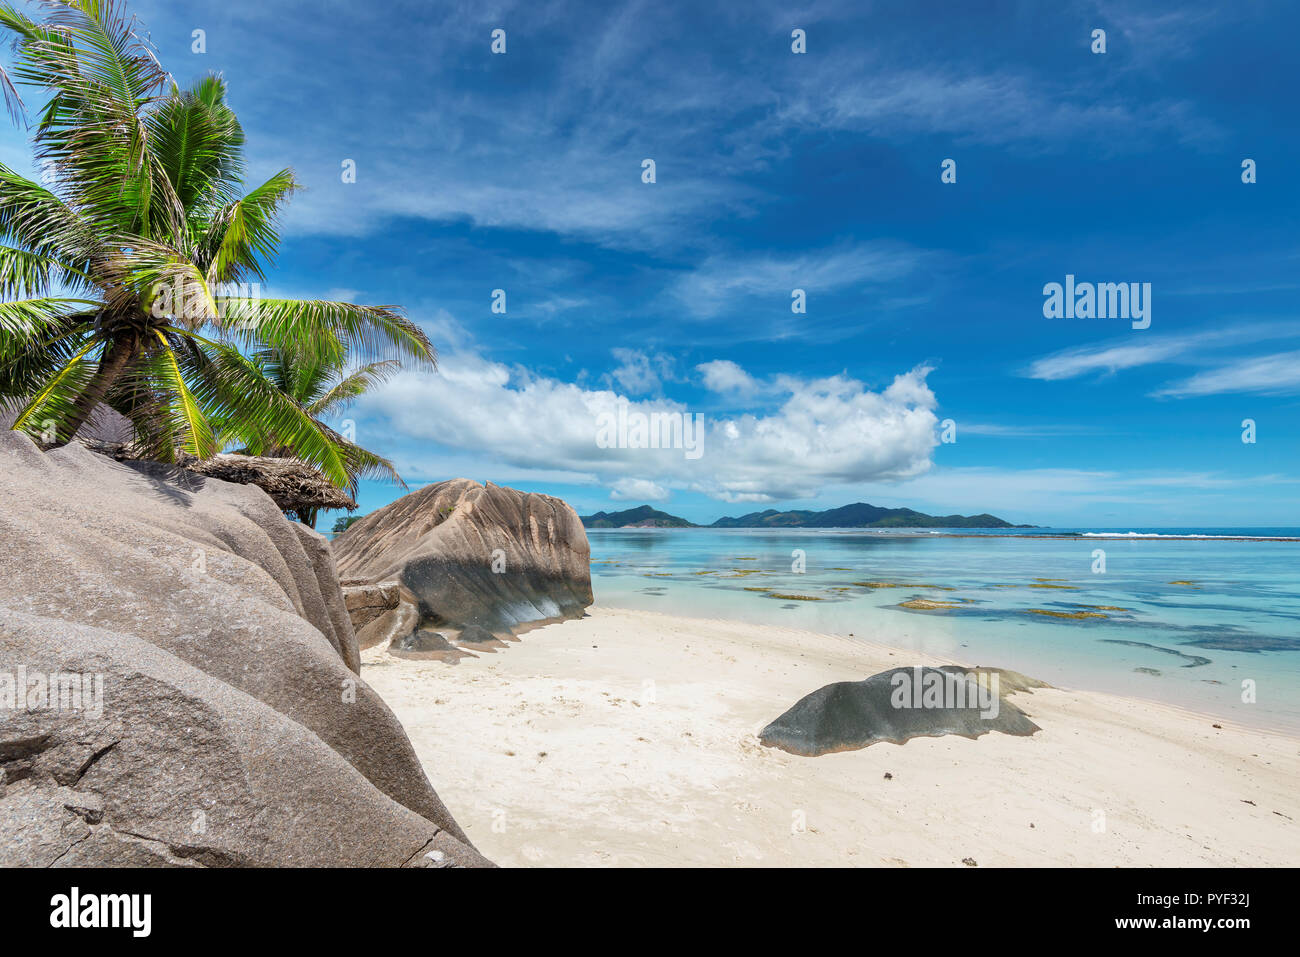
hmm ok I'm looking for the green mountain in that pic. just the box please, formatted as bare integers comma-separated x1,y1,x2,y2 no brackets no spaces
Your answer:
580,505,696,528
580,502,1027,529
710,503,1024,529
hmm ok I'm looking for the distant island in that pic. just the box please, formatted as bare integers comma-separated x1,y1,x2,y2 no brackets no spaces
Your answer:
580,505,696,528
580,503,1032,529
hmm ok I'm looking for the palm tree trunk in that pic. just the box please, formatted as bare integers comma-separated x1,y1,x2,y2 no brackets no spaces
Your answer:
54,334,137,445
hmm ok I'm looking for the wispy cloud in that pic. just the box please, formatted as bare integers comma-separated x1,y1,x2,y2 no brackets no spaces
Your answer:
779,63,1220,151
1025,335,1207,380
1024,323,1300,382
671,242,928,318
871,465,1300,522
957,423,1102,438
1153,351,1300,398
178,0,1224,253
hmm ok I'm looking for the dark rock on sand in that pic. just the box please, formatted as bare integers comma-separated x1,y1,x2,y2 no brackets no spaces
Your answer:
0,432,488,867
389,628,475,663
393,629,451,652
334,478,592,647
759,665,1047,757
456,624,499,644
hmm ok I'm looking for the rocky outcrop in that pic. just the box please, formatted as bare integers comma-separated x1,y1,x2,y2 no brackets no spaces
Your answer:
0,432,488,867
759,666,1046,756
334,479,592,653
342,580,402,647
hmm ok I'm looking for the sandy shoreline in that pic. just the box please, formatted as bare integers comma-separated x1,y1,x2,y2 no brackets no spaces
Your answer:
361,606,1300,867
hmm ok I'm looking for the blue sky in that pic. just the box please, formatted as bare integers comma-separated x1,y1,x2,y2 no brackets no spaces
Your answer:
6,0,1297,526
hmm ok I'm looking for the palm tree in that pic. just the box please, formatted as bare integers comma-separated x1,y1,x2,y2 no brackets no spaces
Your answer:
236,345,407,527
0,0,434,486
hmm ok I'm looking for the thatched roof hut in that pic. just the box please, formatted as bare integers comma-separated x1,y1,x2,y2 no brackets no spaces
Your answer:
178,452,357,514
79,444,358,515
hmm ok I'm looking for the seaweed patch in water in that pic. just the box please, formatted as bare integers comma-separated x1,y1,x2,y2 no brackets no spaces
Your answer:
1176,627,1300,653
1027,608,1107,620
898,598,964,611
1101,639,1211,668
1141,598,1300,621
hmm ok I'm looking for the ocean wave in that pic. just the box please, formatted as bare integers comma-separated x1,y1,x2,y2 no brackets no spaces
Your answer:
1080,531,1294,540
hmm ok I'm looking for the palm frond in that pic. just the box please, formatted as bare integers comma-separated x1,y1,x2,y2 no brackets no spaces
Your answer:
334,434,406,496
216,297,436,367
0,163,100,268
146,74,245,223
0,311,94,399
0,294,97,337
0,3,429,467
307,358,400,417
102,238,218,323
0,245,96,296
7,332,100,435
138,328,216,457
169,331,349,486
37,0,169,106
2,0,183,240
200,167,297,283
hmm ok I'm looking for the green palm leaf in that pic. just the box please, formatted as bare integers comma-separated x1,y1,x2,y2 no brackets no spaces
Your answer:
0,164,100,269
143,329,216,457
0,295,98,337
8,333,101,436
307,358,401,417
0,246,96,296
0,1,427,501
202,168,298,283
216,297,435,367
170,332,349,486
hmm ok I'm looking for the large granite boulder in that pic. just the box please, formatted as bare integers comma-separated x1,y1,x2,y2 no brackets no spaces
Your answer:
0,432,488,867
334,478,592,650
760,665,1046,757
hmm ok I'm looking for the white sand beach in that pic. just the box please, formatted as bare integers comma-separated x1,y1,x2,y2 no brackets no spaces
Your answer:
361,606,1300,867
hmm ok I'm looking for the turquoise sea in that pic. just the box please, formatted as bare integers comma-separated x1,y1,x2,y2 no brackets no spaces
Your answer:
587,527,1300,732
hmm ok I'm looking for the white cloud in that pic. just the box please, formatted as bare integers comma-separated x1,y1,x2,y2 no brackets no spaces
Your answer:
957,423,1097,438
609,478,669,502
607,348,674,395
534,295,590,316
696,359,759,396
355,347,940,501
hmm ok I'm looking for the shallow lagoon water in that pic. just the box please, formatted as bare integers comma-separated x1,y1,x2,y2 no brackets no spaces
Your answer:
587,527,1300,731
